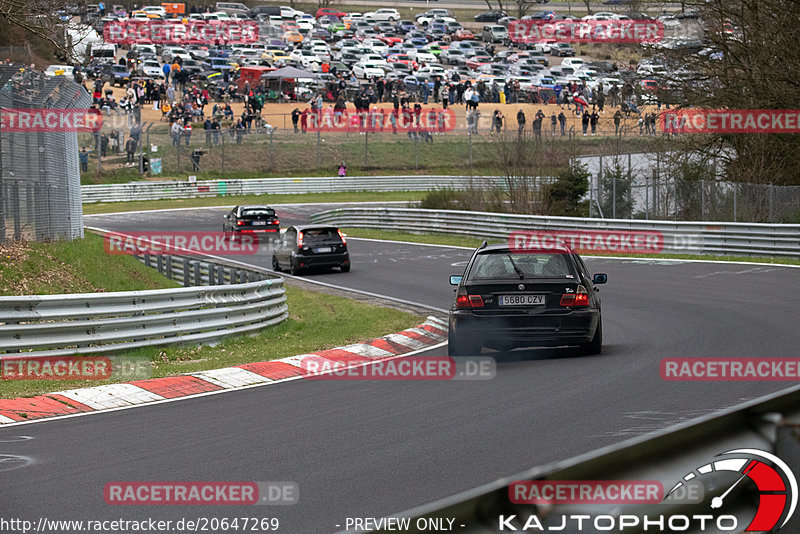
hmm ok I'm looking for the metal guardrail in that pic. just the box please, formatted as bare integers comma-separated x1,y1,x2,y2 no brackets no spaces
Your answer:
81,175,509,204
0,250,289,358
368,386,800,534
310,207,800,258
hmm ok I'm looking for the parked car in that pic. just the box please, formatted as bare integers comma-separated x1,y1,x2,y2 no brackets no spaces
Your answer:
272,225,350,274
363,8,400,22
474,10,508,23
447,242,606,356
316,7,347,19
223,206,280,241
109,64,131,86
482,25,508,43
550,43,576,56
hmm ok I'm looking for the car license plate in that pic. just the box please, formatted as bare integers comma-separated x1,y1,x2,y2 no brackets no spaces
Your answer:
499,294,545,306
252,221,266,225
314,247,332,253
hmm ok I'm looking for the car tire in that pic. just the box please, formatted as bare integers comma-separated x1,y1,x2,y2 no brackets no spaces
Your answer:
289,258,300,275
272,255,281,272
340,262,350,272
580,318,603,355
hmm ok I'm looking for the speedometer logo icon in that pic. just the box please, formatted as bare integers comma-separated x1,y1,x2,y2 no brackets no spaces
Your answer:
666,449,797,531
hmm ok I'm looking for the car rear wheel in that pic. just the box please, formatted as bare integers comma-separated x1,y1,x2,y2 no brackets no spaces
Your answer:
272,255,281,272
289,258,300,275
580,318,602,355
340,262,350,272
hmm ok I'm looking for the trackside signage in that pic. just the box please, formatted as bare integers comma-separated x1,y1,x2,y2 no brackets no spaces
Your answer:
104,232,260,255
661,357,800,381
104,20,259,45
509,19,664,44
509,230,664,254
660,109,800,134
104,481,298,505
0,108,102,132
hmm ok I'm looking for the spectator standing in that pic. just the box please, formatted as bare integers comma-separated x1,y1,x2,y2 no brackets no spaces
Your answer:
516,109,526,136
125,136,137,164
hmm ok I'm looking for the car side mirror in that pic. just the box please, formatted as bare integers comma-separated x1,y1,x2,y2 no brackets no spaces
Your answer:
593,273,607,285
449,274,463,286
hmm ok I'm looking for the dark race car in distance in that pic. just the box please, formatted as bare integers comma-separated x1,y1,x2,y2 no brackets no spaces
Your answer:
222,205,280,241
448,242,606,356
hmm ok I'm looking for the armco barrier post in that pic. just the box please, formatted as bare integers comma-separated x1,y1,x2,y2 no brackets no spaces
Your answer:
193,260,202,286
183,259,190,286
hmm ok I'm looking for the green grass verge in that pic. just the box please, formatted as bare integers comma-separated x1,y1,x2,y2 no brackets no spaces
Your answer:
341,228,800,266
83,190,425,215
0,285,423,399
0,233,181,296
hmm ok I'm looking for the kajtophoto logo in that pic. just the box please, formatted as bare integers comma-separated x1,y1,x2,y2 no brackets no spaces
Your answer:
499,449,796,531
665,448,797,532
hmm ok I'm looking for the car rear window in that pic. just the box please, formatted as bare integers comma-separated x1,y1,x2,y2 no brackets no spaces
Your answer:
240,208,275,218
301,228,341,242
470,252,574,279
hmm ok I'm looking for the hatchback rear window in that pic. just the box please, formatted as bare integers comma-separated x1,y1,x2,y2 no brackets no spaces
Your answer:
470,252,573,279
301,228,341,242
240,208,275,217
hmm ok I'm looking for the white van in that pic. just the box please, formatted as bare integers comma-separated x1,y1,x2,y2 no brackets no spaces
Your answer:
89,43,117,63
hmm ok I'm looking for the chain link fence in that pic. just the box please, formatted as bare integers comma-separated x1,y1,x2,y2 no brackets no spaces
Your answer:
578,152,800,223
0,65,89,243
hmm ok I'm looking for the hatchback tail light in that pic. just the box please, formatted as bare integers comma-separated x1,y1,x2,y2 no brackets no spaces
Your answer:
236,220,245,226
560,285,589,307
337,228,347,244
297,232,304,247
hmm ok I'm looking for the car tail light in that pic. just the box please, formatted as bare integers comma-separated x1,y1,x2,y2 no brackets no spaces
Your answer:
236,220,245,226
297,232,304,247
560,285,589,307
456,288,484,309
274,219,280,225
337,229,347,244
